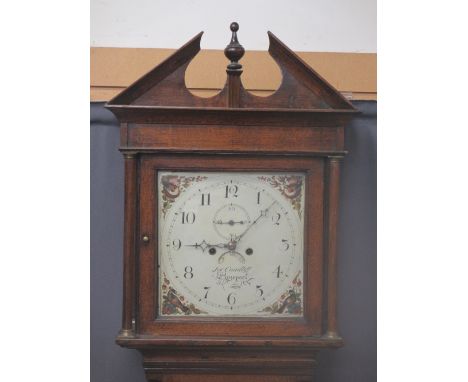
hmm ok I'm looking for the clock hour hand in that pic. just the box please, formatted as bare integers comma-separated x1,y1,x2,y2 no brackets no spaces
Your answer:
185,240,228,253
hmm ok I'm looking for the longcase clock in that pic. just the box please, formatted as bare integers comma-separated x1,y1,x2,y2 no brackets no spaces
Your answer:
106,22,358,382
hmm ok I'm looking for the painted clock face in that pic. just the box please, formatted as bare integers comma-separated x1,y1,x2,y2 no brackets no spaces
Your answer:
158,172,305,317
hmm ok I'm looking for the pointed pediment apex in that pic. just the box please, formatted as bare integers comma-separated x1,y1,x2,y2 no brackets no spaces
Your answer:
106,26,358,115
107,32,204,106
266,31,355,110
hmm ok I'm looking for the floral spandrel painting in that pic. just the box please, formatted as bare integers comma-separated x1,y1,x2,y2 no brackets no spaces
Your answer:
160,175,207,218
161,273,207,315
257,175,304,218
261,272,303,314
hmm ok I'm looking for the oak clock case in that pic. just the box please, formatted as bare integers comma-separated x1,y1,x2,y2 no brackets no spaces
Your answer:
139,155,322,338
106,22,358,382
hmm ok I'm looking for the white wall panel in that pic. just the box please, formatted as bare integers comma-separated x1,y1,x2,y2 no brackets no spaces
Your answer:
91,0,376,53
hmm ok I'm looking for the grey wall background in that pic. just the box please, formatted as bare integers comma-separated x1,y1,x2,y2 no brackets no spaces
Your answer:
90,101,376,382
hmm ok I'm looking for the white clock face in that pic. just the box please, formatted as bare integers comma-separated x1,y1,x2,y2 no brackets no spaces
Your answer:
158,171,305,317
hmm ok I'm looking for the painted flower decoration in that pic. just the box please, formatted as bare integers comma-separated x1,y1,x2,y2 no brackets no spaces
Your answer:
261,272,303,315
161,273,206,315
161,175,181,201
283,176,302,199
160,175,208,218
258,175,303,218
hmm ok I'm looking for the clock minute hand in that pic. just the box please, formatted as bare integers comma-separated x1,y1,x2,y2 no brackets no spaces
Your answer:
235,201,277,243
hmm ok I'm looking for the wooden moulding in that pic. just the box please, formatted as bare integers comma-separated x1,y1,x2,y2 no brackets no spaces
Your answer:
141,348,318,381
117,335,341,381
116,335,344,349
108,106,357,126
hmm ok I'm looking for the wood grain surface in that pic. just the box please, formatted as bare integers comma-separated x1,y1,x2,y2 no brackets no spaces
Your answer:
107,25,357,381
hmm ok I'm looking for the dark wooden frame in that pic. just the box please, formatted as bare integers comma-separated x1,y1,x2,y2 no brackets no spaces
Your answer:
138,154,323,337
106,23,358,381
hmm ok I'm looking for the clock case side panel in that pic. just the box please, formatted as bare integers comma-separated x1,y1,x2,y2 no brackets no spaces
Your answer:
135,154,325,339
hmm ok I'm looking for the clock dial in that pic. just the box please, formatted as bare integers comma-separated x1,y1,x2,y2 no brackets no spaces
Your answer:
158,172,305,317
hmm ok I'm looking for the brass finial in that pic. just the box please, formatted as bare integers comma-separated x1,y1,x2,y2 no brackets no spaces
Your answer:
224,22,245,71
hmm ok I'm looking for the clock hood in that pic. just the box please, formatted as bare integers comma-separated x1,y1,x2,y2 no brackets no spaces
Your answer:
105,25,358,121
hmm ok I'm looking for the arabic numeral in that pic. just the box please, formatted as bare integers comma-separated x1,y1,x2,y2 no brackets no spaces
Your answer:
203,286,210,299
281,239,290,251
227,293,237,305
225,184,238,198
256,285,264,297
257,191,261,204
184,266,194,279
181,211,196,224
172,239,182,250
274,265,283,278
272,212,281,225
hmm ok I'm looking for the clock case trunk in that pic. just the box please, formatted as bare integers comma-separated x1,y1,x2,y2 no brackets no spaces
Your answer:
106,25,358,382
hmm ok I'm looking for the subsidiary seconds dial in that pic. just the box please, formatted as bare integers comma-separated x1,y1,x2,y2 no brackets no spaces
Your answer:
158,172,305,317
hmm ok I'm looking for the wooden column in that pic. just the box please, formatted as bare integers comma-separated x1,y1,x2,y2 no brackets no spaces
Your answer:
326,156,342,338
224,22,244,108
120,152,137,337
226,72,242,107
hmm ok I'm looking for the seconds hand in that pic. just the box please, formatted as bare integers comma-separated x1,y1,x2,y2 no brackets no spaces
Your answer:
234,200,277,243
